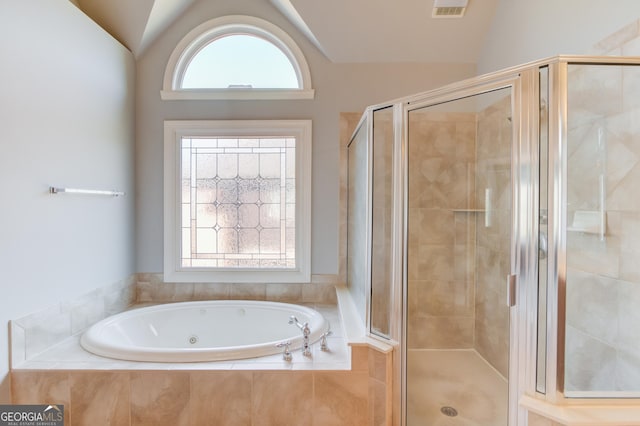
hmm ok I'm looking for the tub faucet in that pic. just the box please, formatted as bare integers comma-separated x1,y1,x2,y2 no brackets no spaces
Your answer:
320,330,333,352
288,315,312,357
275,341,292,362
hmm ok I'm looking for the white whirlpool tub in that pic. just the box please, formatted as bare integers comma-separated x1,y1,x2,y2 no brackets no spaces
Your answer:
80,300,329,362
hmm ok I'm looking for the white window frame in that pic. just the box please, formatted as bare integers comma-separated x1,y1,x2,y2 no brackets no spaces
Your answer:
161,15,314,100
164,120,312,283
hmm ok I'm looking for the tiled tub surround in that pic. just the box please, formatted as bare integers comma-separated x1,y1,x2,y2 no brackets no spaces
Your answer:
11,274,338,368
12,344,392,426
11,275,137,367
136,273,339,305
16,303,347,371
11,275,392,425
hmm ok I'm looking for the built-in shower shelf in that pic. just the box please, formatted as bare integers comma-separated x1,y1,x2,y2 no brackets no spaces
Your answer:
567,226,600,234
568,210,606,239
452,209,491,227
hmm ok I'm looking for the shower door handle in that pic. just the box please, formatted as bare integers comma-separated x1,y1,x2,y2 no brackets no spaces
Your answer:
539,231,548,259
506,274,517,307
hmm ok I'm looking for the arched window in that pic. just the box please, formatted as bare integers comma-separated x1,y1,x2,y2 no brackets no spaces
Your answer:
162,15,314,100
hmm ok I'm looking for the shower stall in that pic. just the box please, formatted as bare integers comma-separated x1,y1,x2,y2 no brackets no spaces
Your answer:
346,56,640,425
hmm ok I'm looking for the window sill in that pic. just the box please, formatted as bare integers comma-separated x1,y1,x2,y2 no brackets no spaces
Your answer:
163,269,311,284
160,88,315,101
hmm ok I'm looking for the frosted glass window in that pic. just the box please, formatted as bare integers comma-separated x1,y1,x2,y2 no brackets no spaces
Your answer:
180,137,296,268
164,120,311,283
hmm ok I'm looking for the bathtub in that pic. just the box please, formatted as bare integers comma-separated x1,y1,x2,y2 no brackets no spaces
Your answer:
80,300,329,362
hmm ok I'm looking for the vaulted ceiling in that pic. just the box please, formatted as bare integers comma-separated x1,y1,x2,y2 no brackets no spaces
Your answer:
74,0,198,57
270,0,499,63
74,0,499,63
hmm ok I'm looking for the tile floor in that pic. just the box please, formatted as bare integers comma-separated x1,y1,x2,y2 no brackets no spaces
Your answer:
407,349,508,426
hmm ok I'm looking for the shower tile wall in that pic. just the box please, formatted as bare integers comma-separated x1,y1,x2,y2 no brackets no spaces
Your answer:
407,100,510,378
528,412,565,426
474,96,512,378
565,60,640,392
339,113,364,286
347,121,370,324
407,111,477,349
371,109,394,336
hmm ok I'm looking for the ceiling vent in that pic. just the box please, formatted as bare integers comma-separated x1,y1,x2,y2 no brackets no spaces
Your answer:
432,0,468,18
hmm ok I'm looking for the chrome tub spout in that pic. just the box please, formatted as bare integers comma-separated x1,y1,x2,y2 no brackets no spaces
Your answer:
288,315,312,356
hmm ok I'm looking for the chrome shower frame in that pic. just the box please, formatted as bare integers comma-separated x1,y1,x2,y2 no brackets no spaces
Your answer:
399,71,531,426
348,55,640,426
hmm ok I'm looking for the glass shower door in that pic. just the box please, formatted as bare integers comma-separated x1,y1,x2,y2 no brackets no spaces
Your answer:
405,87,513,425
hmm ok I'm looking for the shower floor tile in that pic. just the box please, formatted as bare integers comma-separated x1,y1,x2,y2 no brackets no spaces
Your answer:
407,349,508,426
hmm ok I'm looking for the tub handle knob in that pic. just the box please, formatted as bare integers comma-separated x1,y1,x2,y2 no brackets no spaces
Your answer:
320,330,333,352
276,341,293,361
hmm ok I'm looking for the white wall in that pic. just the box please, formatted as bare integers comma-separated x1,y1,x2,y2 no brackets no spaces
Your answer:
135,0,476,275
0,0,135,402
478,0,640,74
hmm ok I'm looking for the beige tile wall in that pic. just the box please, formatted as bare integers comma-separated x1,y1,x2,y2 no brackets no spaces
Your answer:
135,273,338,305
12,346,392,426
404,96,511,381
339,112,368,326
11,275,137,367
340,113,397,424
563,28,640,392
370,107,394,337
346,119,371,324
406,111,478,350
528,412,565,426
339,112,365,287
11,273,338,370
474,95,512,378
71,372,129,426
